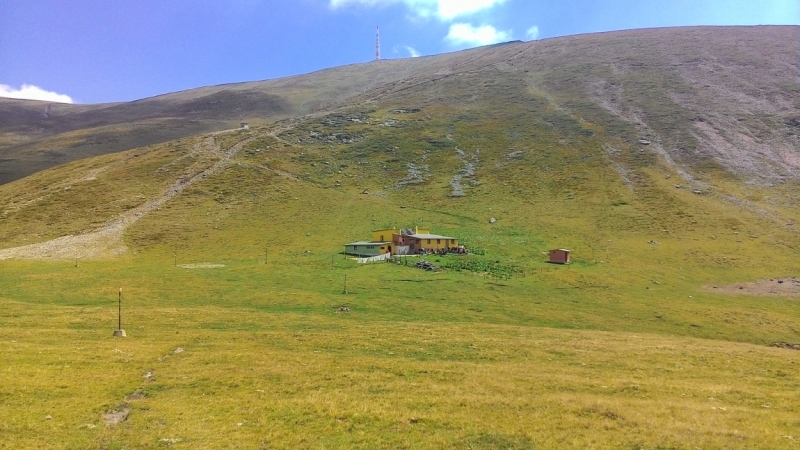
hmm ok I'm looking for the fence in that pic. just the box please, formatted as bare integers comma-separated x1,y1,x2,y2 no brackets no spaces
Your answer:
357,253,392,264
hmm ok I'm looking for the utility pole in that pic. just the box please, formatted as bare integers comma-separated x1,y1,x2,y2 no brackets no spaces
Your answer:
375,26,380,61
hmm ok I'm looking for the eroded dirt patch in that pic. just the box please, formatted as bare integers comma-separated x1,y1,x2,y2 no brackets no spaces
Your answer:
706,277,800,297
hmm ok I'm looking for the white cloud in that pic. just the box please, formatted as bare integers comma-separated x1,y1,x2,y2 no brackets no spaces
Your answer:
435,0,505,20
404,45,421,57
445,23,511,46
329,0,506,20
0,83,74,103
526,25,539,40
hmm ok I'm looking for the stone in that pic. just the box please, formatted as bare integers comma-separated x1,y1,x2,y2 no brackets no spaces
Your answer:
102,404,130,427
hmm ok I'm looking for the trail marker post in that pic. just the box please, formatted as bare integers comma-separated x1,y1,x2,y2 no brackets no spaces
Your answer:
113,287,126,337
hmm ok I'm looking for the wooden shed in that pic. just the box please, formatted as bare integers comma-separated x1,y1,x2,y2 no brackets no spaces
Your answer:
549,249,570,264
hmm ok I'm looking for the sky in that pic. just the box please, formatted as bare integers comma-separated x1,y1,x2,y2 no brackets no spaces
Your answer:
1,0,797,104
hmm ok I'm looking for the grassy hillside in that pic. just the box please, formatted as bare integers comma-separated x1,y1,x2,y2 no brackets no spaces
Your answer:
0,54,444,184
0,26,799,448
3,26,798,186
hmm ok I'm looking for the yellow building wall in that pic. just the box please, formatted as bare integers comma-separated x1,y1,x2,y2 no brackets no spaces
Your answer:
371,228,401,243
371,227,431,242
417,237,459,251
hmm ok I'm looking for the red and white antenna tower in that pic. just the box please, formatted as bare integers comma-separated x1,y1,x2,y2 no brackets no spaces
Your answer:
375,25,381,61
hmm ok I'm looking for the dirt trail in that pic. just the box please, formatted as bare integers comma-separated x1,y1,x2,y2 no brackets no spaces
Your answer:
0,129,251,261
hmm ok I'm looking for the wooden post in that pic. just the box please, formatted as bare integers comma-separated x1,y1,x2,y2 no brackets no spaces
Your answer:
113,288,126,337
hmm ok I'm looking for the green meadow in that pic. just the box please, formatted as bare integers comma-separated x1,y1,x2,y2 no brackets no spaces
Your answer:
2,250,799,448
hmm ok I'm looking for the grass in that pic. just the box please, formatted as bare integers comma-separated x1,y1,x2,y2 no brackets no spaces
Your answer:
2,109,799,446
1,260,799,448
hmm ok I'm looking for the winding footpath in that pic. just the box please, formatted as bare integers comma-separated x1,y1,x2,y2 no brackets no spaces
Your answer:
0,130,251,261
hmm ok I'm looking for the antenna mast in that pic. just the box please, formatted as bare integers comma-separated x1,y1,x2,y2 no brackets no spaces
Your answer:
375,25,381,61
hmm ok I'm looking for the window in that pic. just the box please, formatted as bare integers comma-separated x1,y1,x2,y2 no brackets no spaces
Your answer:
437,239,441,244
427,239,431,244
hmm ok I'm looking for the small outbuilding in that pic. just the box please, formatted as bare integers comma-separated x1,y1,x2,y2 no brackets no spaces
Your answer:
549,249,571,264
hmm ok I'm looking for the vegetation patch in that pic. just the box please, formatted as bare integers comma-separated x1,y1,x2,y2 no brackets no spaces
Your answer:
440,256,524,279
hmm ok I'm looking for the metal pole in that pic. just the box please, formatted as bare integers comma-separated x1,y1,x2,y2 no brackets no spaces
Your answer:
118,288,122,330
265,247,268,264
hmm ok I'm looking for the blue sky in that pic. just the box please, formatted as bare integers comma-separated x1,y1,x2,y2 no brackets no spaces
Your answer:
1,0,797,104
